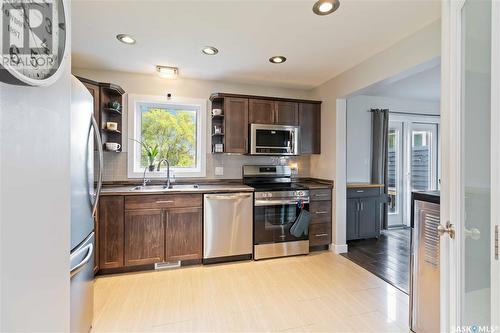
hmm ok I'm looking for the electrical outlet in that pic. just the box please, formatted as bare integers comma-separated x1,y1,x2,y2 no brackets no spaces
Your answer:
215,166,224,176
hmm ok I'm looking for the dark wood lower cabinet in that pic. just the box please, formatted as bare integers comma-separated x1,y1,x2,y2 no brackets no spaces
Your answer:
98,194,203,274
308,188,333,251
124,209,164,266
165,208,202,261
98,196,124,269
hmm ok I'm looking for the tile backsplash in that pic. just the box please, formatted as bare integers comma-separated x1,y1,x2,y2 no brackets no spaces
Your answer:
99,151,311,182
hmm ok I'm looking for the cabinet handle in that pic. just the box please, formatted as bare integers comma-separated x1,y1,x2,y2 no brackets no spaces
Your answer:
360,202,364,210
314,194,329,197
156,200,174,204
315,211,328,214
315,233,328,237
356,190,364,193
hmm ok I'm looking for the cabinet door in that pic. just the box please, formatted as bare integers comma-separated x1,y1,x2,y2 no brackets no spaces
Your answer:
124,209,164,266
224,97,249,153
275,101,298,125
82,82,100,126
298,103,321,154
249,99,275,124
358,198,380,238
165,207,202,261
98,196,124,269
346,199,358,241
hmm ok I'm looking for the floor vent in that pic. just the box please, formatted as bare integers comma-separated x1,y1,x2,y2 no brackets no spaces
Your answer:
155,261,181,270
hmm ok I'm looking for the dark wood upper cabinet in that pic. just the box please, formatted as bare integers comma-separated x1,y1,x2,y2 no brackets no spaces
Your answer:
299,102,321,154
274,101,298,125
224,97,249,153
98,196,124,269
124,209,165,267
165,207,202,261
249,99,275,124
210,93,321,155
81,81,100,125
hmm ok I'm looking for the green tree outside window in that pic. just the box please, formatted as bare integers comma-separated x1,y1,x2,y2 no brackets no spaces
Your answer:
139,106,197,168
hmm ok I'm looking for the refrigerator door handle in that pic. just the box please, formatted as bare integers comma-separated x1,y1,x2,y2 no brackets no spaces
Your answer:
90,115,103,217
70,243,93,277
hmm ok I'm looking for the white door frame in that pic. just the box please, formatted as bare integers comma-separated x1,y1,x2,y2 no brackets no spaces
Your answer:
441,0,500,331
441,0,464,331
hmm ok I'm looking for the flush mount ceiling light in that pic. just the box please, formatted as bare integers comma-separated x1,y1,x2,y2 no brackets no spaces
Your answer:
312,0,340,15
116,34,136,44
156,65,178,79
269,56,287,64
202,46,219,55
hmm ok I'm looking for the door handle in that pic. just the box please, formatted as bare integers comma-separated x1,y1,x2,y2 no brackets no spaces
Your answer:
437,221,455,239
70,243,93,277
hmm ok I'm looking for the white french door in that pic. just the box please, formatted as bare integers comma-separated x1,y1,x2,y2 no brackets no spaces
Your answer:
388,119,439,227
441,0,500,331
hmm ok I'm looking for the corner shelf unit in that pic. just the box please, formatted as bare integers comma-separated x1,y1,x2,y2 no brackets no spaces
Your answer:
76,76,126,153
210,97,225,153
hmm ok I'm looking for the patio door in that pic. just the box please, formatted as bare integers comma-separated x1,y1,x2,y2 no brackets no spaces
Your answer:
388,120,439,228
441,0,500,331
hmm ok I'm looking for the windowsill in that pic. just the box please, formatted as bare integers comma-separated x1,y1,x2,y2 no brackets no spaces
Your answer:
128,170,207,179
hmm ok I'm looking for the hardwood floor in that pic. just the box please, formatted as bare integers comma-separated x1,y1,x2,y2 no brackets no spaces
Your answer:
92,251,409,332
341,228,411,294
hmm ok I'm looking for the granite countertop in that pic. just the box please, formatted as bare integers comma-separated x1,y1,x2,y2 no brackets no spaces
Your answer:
100,184,255,196
347,183,385,189
100,178,333,196
296,181,333,189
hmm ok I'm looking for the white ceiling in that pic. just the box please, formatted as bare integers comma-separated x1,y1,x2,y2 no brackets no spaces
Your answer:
362,65,441,102
72,0,441,89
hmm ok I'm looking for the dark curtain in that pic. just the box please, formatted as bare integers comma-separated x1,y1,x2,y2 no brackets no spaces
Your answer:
370,109,389,229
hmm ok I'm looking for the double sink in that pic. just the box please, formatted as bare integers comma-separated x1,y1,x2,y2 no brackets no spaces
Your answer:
129,184,200,192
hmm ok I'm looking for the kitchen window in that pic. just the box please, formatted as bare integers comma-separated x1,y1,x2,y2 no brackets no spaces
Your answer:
128,95,207,178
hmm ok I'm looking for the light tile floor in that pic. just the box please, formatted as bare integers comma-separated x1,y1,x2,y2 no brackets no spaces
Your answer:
92,251,409,332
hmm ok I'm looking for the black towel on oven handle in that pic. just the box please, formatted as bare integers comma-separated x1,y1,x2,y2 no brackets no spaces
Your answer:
290,209,311,238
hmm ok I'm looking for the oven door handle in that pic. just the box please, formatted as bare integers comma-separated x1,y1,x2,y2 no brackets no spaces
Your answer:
255,199,310,206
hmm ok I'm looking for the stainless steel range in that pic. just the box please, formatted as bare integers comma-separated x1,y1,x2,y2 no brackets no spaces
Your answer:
243,165,310,260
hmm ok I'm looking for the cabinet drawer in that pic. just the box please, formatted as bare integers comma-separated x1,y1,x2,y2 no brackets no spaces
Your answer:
309,223,331,246
309,201,331,224
125,194,202,210
347,187,382,198
310,189,332,201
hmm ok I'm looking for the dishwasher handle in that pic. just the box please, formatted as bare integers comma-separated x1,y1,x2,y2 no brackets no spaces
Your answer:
205,193,252,200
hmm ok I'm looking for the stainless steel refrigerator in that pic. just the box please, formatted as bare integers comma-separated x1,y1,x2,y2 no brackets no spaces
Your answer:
69,76,103,332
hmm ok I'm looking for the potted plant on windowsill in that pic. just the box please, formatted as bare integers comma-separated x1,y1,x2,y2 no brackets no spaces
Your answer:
130,139,159,171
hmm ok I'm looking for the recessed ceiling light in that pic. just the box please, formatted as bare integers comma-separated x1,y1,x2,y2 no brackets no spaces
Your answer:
312,0,340,15
202,46,219,55
156,65,178,79
116,34,136,44
269,56,286,64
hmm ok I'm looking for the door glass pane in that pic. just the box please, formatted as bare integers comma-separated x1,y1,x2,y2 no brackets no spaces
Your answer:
388,128,399,214
461,0,491,327
410,126,436,192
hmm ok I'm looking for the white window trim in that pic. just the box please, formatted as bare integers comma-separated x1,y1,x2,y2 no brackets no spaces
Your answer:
127,94,207,179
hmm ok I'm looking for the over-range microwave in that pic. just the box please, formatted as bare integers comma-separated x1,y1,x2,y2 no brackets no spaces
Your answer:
249,124,300,156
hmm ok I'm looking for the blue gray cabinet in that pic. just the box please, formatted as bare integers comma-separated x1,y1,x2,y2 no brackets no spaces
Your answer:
346,186,384,241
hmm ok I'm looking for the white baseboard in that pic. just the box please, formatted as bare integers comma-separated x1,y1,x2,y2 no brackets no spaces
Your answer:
331,243,348,254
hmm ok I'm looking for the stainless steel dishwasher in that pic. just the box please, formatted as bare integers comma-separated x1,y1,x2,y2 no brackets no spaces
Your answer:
203,192,253,263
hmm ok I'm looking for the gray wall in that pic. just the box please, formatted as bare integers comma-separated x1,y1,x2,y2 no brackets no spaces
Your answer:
346,94,440,183
0,4,71,330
